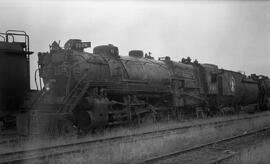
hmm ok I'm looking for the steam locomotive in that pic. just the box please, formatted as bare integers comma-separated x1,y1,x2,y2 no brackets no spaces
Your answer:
1,31,270,136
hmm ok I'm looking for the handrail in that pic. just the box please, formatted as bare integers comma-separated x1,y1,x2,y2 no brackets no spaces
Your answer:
0,33,5,41
58,71,89,113
5,30,30,52
34,69,39,90
62,71,88,103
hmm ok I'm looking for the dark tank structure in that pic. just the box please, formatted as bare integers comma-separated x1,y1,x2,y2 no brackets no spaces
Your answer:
1,32,269,136
0,30,33,130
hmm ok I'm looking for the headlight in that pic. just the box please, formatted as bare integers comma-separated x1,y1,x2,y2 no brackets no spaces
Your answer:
44,79,56,92
45,83,50,91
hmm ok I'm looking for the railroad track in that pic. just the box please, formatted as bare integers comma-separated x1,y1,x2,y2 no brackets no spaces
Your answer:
139,126,270,164
0,136,28,146
0,112,269,148
0,113,269,163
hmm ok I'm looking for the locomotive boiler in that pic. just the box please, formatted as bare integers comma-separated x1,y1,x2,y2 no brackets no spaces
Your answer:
15,38,268,136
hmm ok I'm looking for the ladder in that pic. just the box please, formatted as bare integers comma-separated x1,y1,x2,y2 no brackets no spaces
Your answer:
58,73,89,114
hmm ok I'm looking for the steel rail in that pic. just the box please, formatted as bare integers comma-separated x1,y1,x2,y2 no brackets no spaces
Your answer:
0,113,269,163
207,153,239,164
139,126,270,164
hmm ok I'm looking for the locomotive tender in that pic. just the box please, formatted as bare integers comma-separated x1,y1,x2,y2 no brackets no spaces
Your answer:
1,31,270,136
0,30,33,131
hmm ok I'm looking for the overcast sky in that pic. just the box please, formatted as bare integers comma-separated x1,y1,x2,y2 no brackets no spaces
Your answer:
1,0,269,89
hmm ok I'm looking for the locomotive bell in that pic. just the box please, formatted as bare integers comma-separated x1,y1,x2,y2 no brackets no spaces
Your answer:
64,39,91,51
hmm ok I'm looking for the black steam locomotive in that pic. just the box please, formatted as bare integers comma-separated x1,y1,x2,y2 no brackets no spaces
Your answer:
1,31,270,136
